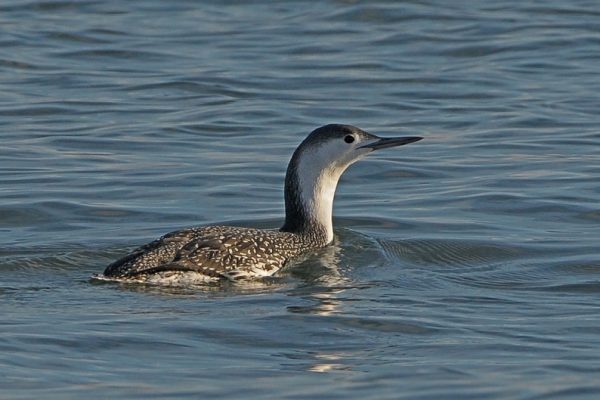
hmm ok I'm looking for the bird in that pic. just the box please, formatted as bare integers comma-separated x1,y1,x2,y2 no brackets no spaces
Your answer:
100,124,422,284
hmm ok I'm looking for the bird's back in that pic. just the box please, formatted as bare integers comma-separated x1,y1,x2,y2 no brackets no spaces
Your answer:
103,225,315,282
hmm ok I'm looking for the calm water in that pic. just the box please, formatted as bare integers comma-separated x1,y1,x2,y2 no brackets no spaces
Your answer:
1,1,600,398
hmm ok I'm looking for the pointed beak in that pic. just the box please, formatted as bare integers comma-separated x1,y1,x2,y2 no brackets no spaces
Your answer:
359,136,423,150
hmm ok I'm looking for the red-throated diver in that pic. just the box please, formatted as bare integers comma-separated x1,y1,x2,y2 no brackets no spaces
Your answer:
100,124,422,284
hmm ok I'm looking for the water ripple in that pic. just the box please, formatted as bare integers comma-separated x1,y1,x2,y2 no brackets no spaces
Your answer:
1,0,599,398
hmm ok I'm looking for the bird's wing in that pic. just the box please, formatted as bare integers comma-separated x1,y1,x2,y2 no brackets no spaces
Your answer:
103,227,211,277
103,227,289,280
164,230,287,280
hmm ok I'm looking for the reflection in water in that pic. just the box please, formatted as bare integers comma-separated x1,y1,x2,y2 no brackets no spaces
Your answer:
91,273,292,297
287,287,345,317
285,240,348,372
286,238,351,316
292,285,353,373
285,237,344,284
286,240,359,373
308,352,352,373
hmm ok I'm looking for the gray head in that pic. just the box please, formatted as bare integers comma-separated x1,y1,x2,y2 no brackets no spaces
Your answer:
280,124,422,243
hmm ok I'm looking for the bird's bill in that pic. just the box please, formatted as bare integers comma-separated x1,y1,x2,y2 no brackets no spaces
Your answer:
359,136,423,150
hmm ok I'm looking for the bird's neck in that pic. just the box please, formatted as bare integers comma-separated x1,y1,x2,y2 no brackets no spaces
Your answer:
280,157,344,245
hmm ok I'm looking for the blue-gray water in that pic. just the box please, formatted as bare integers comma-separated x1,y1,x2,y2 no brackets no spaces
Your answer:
1,1,599,398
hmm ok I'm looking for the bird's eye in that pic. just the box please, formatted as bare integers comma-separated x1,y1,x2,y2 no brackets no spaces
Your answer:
344,135,355,144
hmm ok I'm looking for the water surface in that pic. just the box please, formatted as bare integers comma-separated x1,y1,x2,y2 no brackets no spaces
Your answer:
1,1,599,399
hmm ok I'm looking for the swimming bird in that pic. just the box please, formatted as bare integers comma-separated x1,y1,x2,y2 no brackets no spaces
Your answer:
101,124,422,284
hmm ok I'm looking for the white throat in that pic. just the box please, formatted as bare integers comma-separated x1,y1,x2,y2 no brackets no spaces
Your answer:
294,142,364,243
297,168,339,243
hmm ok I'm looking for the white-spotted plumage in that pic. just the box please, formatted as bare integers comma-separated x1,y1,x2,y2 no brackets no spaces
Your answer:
101,124,422,284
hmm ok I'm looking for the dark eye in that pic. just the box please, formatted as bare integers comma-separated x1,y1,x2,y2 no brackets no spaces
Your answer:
344,135,355,144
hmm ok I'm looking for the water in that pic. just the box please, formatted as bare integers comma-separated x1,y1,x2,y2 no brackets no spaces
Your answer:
1,0,599,398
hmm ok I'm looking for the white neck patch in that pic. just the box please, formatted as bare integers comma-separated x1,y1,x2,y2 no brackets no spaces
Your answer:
294,140,369,243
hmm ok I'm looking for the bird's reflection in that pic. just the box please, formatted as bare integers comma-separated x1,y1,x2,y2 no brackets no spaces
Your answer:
285,238,366,373
307,352,353,373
